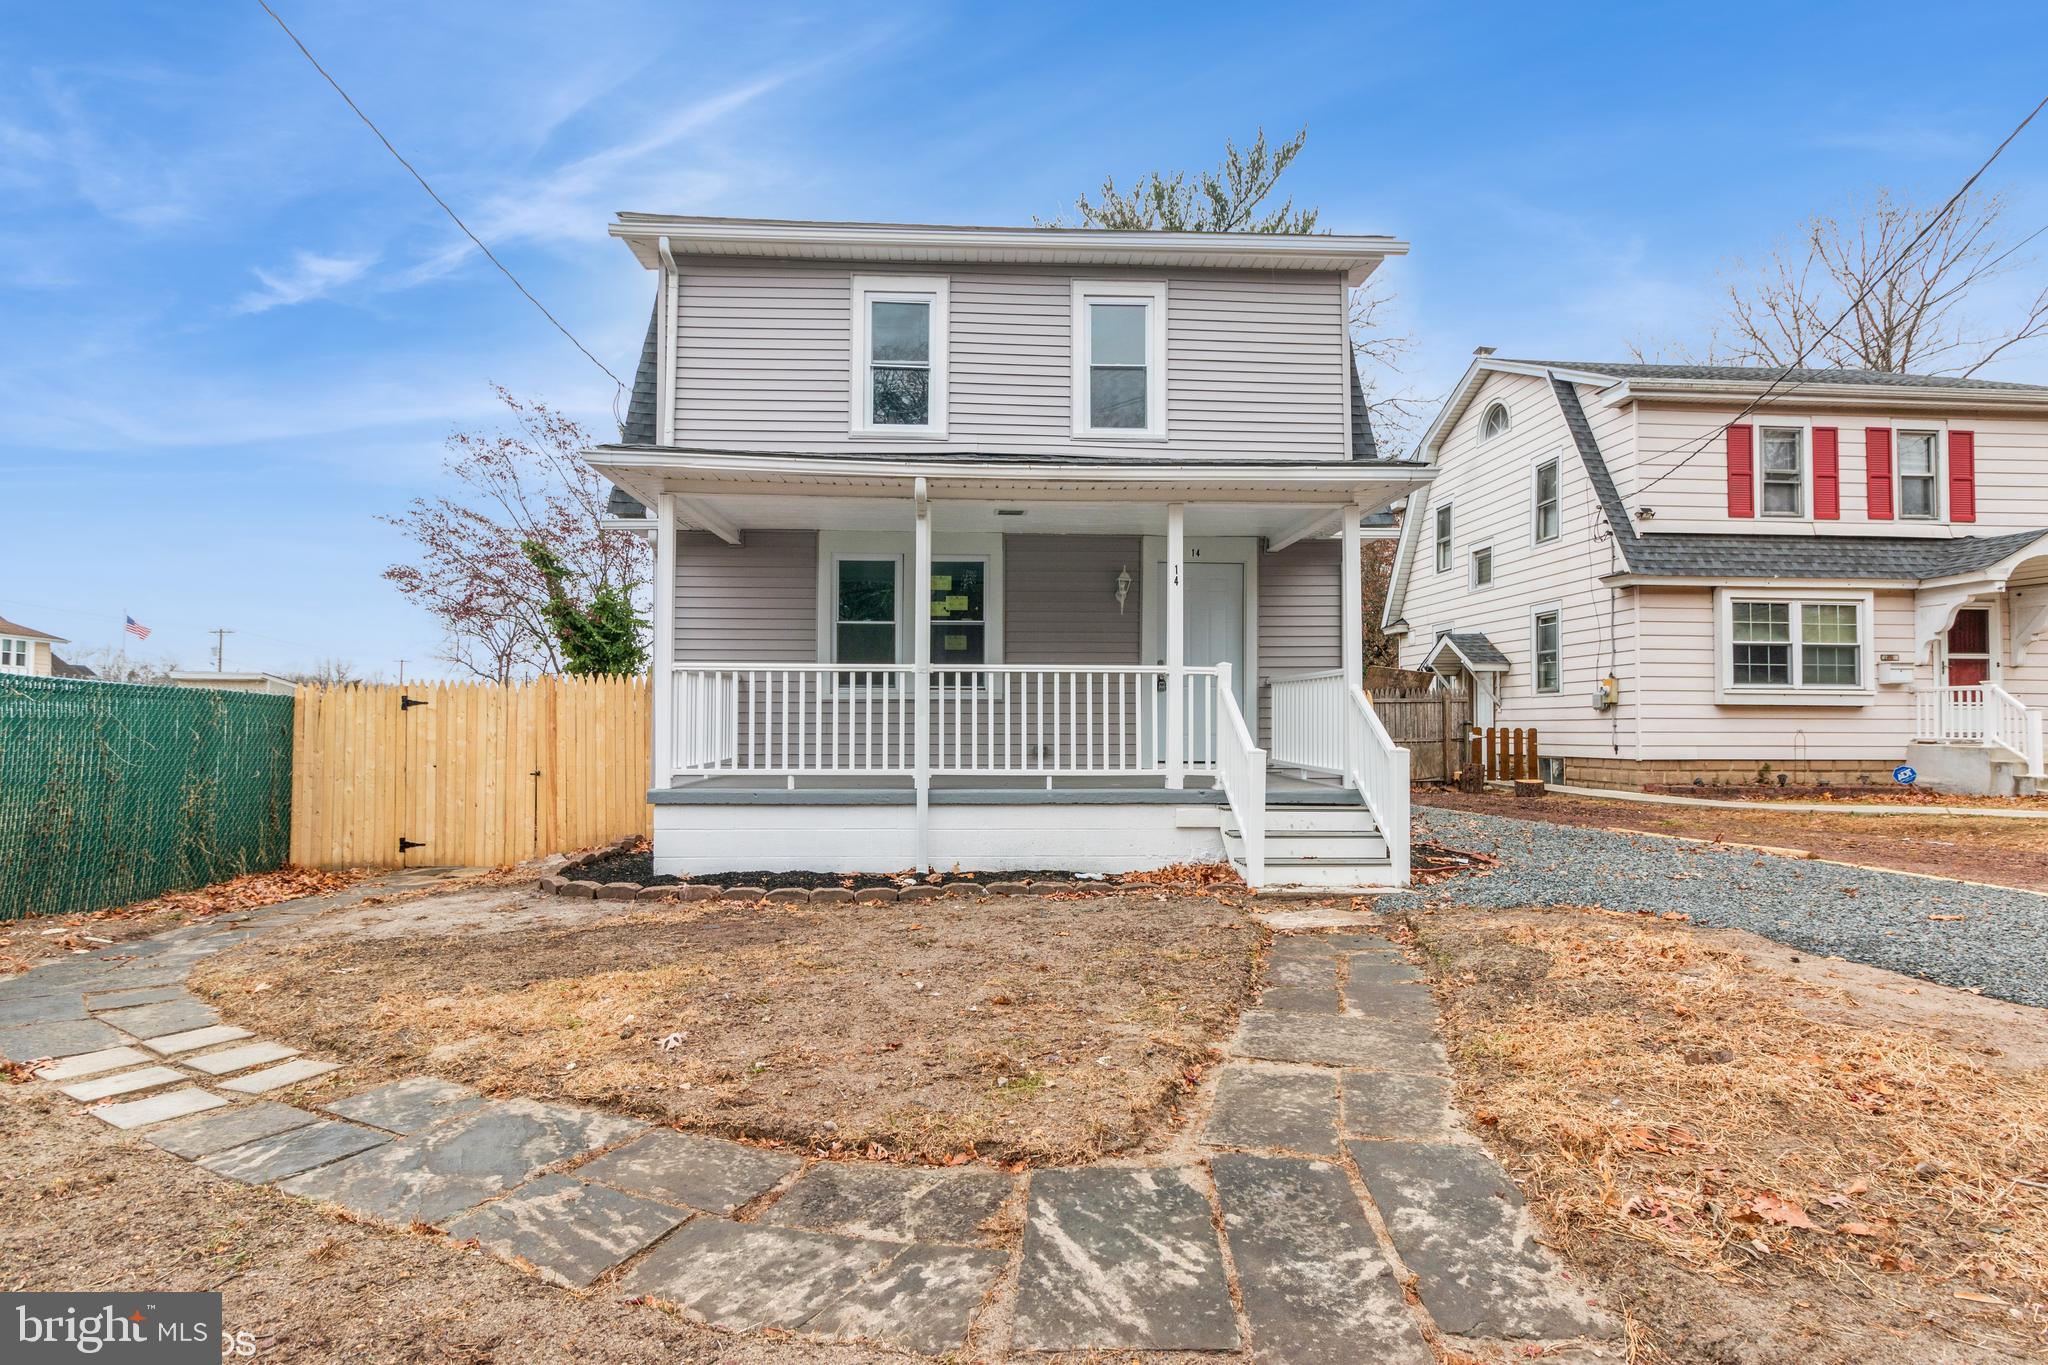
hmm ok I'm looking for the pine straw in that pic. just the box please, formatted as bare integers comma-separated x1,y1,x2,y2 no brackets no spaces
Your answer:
1411,905,2048,1359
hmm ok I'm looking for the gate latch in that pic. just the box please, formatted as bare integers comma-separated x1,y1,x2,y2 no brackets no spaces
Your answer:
400,694,430,710
399,837,426,853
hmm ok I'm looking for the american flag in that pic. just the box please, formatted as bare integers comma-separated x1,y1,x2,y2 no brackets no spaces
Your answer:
123,615,151,641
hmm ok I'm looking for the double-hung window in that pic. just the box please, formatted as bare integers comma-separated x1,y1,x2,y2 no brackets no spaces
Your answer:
1072,281,1166,437
0,636,30,674
833,557,901,665
1470,545,1494,588
1898,430,1940,519
1434,504,1453,573
1723,593,1867,697
824,537,1002,680
1533,458,1560,542
1760,427,1804,516
851,277,948,436
1532,610,1561,693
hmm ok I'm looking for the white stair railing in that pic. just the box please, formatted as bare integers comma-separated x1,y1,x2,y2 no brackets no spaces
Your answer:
1210,661,1266,886
1915,684,2044,773
1269,669,1346,772
1341,686,1412,886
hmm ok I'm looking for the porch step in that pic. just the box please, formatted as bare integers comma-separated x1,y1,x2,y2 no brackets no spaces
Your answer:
1226,828,1390,860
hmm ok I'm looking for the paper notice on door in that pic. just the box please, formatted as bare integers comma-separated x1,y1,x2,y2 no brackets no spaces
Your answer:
930,574,952,591
944,595,970,612
944,633,968,651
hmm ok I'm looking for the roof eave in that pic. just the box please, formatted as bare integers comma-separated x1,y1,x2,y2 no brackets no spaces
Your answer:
1623,379,2048,410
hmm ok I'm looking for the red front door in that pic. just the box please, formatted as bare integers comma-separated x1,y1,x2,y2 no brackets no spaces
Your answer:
1945,609,1991,686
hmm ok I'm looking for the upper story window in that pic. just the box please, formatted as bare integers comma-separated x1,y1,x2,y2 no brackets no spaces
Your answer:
1898,430,1940,519
851,276,948,436
1533,609,1561,693
1470,545,1494,588
1760,426,1804,516
1533,458,1560,542
1480,401,1510,440
0,636,30,673
1434,504,1453,573
1072,280,1167,438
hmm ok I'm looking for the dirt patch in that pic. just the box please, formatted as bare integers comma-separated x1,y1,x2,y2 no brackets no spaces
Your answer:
190,889,1260,1165
573,851,1102,891
1643,784,2048,809
1403,902,2048,1364
1422,789,2048,891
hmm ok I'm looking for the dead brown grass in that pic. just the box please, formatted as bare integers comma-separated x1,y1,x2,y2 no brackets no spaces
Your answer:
1407,903,2048,1365
190,891,1260,1166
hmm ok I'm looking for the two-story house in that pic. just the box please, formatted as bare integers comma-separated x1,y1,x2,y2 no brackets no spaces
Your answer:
586,215,1432,887
1383,353,2048,794
0,615,71,677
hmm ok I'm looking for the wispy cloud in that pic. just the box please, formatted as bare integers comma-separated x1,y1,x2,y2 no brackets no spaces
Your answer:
232,250,378,314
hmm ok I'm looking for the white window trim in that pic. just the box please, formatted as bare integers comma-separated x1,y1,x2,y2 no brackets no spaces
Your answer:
1530,604,1562,695
1714,587,1874,706
1071,279,1168,440
849,275,950,438
1755,420,1812,519
1890,420,1948,523
1469,543,1495,590
1479,400,1511,442
816,531,1004,671
1531,456,1561,545
0,636,31,674
1433,501,1454,574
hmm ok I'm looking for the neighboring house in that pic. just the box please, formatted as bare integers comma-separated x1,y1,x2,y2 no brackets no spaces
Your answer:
168,671,297,695
0,615,68,677
588,215,1431,887
1383,354,2048,794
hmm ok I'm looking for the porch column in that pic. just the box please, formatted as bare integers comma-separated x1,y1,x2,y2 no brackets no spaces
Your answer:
912,478,932,870
1340,502,1363,791
650,491,676,790
1165,501,1186,789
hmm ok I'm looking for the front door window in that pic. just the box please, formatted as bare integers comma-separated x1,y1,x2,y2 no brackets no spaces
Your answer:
1945,608,1991,687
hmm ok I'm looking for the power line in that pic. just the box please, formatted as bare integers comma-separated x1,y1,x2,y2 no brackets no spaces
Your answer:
1632,91,2048,503
255,1,628,395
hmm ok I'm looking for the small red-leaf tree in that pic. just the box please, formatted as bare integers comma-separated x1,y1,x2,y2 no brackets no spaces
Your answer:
383,387,650,681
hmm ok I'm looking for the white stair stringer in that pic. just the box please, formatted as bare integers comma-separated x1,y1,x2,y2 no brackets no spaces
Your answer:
1221,800,1400,890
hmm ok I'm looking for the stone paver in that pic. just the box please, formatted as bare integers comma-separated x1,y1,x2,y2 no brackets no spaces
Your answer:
1345,956,1424,985
0,1017,122,1062
1256,985,1340,1014
59,1065,188,1103
1343,1070,1455,1141
804,1243,1006,1355
1264,954,1338,988
763,1163,1011,1243
620,1218,893,1333
219,1058,338,1093
94,997,218,1039
90,1085,226,1129
1202,1066,1341,1156
0,991,87,1027
1349,1140,1610,1340
33,1045,154,1082
84,985,190,1011
1342,977,1436,1020
201,1119,389,1184
444,1173,687,1288
1011,1167,1238,1353
1235,1011,1447,1072
322,1077,484,1134
146,1102,321,1160
143,1024,253,1056
279,1098,646,1223
580,1130,799,1214
1213,1153,1429,1364
184,1041,300,1076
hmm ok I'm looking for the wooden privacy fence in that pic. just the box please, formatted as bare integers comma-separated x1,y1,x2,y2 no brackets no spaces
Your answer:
290,676,650,870
1471,726,1542,782
1365,687,1474,783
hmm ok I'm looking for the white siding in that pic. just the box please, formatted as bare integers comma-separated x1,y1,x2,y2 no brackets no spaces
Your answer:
671,258,1350,461
674,530,817,661
1258,538,1342,747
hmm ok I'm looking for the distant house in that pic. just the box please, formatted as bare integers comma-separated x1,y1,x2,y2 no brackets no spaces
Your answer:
0,615,71,677
168,671,296,696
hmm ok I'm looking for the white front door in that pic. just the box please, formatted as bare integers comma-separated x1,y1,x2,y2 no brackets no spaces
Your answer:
1151,561,1246,763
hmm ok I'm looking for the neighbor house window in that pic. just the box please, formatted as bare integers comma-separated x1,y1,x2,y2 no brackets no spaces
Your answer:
1470,546,1494,588
833,557,900,663
1898,430,1940,519
1533,458,1560,542
851,276,948,435
1760,426,1804,515
1533,610,1560,693
1728,596,1864,691
1434,504,1453,572
1072,280,1166,437
1481,401,1510,440
0,637,30,673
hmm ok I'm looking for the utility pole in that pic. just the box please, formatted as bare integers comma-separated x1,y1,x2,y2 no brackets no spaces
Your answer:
210,627,235,672
396,659,407,685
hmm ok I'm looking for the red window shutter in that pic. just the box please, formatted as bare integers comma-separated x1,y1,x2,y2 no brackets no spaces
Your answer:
1950,429,1976,522
1865,427,1894,520
1813,426,1840,519
1726,424,1754,517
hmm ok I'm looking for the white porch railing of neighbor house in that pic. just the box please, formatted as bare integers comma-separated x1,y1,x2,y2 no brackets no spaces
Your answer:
1269,668,1412,884
1915,684,2046,773
670,664,1225,778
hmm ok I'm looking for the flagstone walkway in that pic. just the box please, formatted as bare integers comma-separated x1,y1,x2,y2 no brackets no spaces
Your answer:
2,879,1616,1360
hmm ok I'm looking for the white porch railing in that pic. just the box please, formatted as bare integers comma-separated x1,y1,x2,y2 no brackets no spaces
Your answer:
1270,668,1412,884
1270,669,1349,773
1211,662,1266,885
670,664,1224,778
1915,684,2045,774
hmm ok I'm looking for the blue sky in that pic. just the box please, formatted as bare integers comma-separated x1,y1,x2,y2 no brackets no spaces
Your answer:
5,1,2046,678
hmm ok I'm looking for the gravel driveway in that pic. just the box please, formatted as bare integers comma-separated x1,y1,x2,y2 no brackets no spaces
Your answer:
1418,807,2048,1009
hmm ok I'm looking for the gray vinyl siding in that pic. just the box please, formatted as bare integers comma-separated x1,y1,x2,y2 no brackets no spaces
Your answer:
1258,538,1343,746
674,530,817,661
671,257,1348,460
1004,536,1143,663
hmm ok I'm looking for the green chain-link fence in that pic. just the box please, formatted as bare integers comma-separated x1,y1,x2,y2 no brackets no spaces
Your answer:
0,675,293,920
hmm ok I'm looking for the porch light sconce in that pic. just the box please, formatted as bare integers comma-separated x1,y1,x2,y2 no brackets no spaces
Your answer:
1115,565,1132,614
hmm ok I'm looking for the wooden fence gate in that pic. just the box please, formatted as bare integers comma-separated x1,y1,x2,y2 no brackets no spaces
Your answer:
1365,687,1474,783
289,676,650,870
1471,726,1542,782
